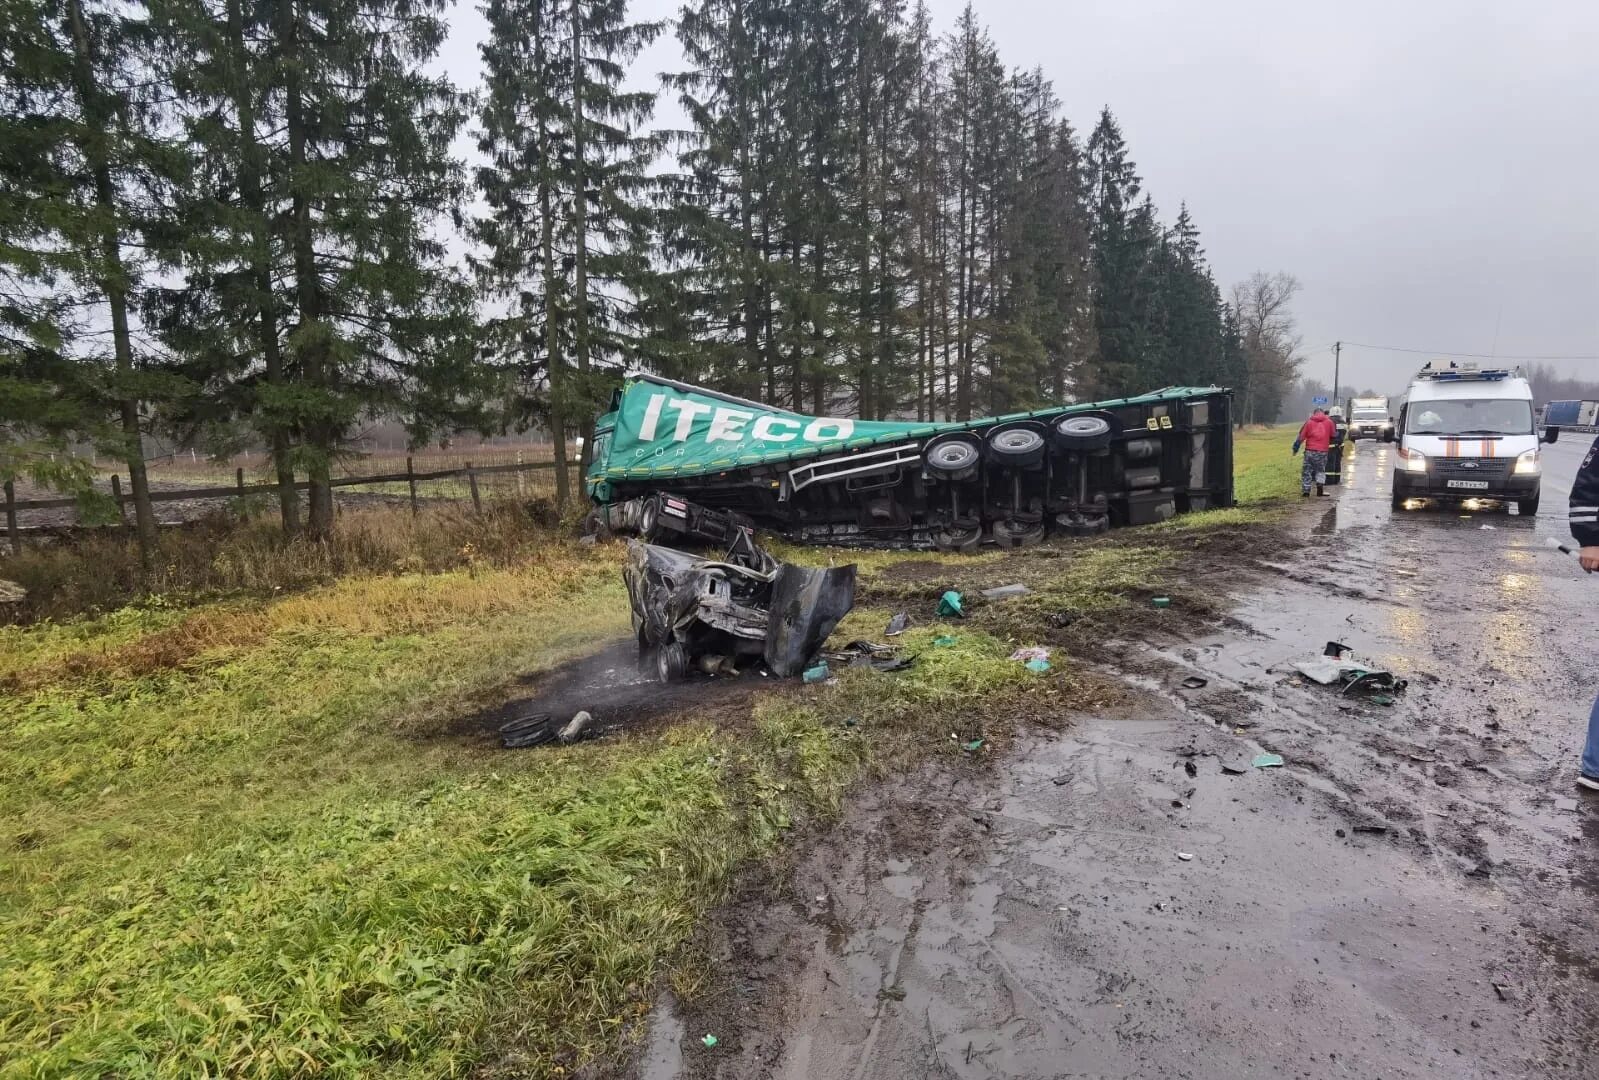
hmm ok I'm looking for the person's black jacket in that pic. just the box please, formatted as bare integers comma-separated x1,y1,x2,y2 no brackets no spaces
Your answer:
1573,436,1599,548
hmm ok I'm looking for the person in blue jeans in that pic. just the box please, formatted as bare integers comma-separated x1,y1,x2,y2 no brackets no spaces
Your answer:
1572,435,1599,789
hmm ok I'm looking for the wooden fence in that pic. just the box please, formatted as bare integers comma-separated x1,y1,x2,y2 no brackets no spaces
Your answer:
3,459,579,555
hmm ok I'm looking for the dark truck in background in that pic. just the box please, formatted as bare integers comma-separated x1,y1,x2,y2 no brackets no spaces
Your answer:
585,374,1235,551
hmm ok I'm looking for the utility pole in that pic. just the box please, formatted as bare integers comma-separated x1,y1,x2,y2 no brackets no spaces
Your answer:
1333,341,1342,408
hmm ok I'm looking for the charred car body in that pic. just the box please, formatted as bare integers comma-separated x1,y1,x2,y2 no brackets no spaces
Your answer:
624,533,856,682
587,375,1235,550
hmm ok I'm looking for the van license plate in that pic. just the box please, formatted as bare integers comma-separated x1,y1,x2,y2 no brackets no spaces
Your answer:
1446,480,1490,490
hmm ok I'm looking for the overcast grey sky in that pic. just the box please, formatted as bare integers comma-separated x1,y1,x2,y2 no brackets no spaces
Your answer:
439,0,1599,397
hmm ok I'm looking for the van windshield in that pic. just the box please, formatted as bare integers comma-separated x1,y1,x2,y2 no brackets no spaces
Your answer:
1406,399,1533,436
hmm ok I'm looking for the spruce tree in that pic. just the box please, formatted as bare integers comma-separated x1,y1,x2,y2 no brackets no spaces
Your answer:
145,0,301,532
271,0,471,538
477,0,661,499
0,0,178,555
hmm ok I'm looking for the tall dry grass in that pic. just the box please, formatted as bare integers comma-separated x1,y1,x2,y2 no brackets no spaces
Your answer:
2,502,571,623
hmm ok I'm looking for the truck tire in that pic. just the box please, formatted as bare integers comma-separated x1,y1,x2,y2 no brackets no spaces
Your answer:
924,435,982,480
991,518,1045,548
1518,493,1540,517
1052,413,1114,452
932,524,982,552
987,424,1047,467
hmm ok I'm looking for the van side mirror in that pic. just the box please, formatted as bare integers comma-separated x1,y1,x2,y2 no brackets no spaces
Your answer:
1542,426,1560,445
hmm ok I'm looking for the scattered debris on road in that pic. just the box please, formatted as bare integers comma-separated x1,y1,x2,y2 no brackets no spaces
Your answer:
1252,753,1285,769
884,612,910,636
1180,676,1209,689
1293,642,1408,699
981,583,1030,599
1009,646,1050,663
937,590,964,617
1152,596,1172,608
1177,851,1194,861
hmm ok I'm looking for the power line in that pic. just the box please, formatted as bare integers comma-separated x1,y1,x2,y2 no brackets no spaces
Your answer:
1338,341,1599,363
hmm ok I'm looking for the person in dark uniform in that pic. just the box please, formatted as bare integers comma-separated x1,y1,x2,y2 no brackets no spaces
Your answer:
1573,435,1599,789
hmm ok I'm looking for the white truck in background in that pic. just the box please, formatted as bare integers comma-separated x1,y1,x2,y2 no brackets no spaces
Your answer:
1346,396,1394,440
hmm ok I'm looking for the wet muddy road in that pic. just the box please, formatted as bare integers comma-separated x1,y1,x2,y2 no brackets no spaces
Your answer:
614,437,1599,1080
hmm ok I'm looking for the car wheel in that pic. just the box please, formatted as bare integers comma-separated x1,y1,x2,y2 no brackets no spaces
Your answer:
1518,494,1540,517
1052,413,1114,451
656,641,688,683
987,424,1047,467
924,435,982,480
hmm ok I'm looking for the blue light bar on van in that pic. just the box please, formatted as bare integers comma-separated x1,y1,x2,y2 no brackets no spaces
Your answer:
1414,363,1514,383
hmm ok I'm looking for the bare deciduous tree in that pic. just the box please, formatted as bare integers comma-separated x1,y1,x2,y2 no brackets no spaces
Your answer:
1231,271,1303,424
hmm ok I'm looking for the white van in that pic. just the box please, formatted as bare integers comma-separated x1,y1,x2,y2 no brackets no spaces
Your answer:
1390,362,1558,514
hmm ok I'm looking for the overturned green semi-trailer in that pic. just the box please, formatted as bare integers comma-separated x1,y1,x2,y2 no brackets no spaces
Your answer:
586,374,1234,550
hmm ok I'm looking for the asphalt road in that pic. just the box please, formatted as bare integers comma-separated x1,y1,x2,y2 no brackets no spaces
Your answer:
617,434,1599,1080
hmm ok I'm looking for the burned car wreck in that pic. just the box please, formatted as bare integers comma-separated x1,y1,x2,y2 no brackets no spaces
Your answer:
624,533,856,682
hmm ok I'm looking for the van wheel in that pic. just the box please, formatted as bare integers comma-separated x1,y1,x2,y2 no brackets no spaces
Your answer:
1518,494,1540,517
1391,491,1407,512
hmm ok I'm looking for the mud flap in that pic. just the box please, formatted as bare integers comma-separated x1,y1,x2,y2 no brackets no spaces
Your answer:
763,563,857,677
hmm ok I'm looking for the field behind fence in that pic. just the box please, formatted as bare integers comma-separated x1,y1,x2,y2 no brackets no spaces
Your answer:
4,444,580,551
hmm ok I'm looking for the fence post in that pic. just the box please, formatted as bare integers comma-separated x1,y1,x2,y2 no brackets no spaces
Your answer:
466,462,482,514
407,456,419,514
235,467,247,518
515,451,526,498
109,474,127,526
4,480,18,556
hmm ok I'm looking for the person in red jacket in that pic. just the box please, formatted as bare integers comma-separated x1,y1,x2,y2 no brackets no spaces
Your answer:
1292,408,1337,497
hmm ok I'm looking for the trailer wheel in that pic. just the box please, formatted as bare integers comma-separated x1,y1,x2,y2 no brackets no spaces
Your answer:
1053,413,1114,452
987,424,1046,467
932,524,982,553
991,518,1045,548
924,435,982,481
656,641,688,683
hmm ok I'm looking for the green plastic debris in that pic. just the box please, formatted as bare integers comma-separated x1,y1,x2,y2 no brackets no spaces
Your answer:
937,590,965,617
702,1034,719,1049
933,634,958,647
803,662,829,684
963,739,984,753
1025,658,1051,673
1252,752,1284,769
1152,597,1172,609
1370,694,1395,707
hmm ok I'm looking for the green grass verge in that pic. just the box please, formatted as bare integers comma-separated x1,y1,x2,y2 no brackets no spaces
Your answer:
1232,426,1300,505
1,432,1292,1077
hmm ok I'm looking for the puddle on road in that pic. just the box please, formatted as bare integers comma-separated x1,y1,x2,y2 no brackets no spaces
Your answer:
636,995,685,1080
